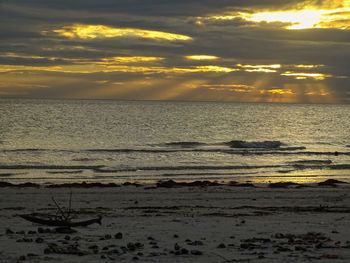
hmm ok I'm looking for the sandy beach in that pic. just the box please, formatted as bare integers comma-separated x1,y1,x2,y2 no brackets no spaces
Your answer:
0,181,350,262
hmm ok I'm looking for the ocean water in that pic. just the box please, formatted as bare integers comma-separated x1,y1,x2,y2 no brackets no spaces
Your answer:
1,99,350,184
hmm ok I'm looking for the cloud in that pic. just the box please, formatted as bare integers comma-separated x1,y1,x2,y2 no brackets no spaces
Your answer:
51,24,193,41
0,0,349,103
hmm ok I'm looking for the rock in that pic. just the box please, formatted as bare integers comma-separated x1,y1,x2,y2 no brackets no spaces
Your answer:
17,238,33,243
180,248,189,254
0,182,13,187
268,182,300,188
191,250,203,255
114,232,123,239
104,234,112,240
64,235,71,241
35,237,44,243
127,242,136,251
321,254,340,259
275,233,284,239
19,255,26,261
152,245,159,249
318,179,349,187
217,243,226,248
135,242,144,248
28,230,36,235
240,243,250,249
295,246,307,251
6,228,14,234
132,256,139,260
157,180,221,188
174,243,180,251
44,248,52,254
55,227,76,234
188,240,204,246
173,234,179,238
88,245,99,250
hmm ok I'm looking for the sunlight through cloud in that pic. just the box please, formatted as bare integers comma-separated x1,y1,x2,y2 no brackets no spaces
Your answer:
185,55,219,60
281,72,331,80
52,24,192,41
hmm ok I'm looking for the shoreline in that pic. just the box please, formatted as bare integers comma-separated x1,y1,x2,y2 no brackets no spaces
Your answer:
0,178,349,189
1,181,350,262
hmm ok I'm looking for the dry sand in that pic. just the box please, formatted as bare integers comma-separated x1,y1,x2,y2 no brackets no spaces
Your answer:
1,182,350,262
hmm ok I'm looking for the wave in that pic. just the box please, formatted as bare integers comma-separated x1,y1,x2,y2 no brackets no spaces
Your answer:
93,164,282,173
289,160,332,165
225,140,283,149
47,170,83,174
0,165,103,170
164,141,206,148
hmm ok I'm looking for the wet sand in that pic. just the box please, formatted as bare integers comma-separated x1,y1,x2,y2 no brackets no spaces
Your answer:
1,181,350,262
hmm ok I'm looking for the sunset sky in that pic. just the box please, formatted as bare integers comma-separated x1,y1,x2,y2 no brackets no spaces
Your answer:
0,0,349,103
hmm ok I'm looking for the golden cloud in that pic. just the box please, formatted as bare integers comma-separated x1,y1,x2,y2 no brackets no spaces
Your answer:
52,24,192,41
237,64,281,73
98,56,164,64
197,1,350,30
281,71,332,80
267,89,294,94
185,55,219,60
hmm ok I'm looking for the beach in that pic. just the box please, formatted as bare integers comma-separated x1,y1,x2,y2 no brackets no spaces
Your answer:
1,181,350,262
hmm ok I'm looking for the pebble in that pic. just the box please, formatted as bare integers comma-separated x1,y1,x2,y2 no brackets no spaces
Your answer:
114,232,123,239
180,248,189,254
88,245,99,250
35,237,44,243
127,242,136,251
17,238,33,243
188,240,204,246
64,235,71,240
191,250,203,255
6,228,14,234
217,243,226,248
275,233,284,239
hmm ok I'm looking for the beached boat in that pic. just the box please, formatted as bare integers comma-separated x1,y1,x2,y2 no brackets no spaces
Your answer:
18,213,102,227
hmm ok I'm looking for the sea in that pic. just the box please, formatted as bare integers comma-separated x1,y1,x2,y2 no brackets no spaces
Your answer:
1,99,350,184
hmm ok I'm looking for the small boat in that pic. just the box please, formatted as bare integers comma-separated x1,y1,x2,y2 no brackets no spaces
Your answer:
19,213,102,227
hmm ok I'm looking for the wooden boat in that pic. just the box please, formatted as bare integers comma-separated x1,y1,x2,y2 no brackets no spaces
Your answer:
19,213,102,227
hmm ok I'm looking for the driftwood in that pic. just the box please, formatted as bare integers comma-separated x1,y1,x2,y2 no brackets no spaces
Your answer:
18,191,102,227
18,214,101,227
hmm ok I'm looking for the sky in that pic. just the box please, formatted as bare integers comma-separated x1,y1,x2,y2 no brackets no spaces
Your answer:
0,0,349,103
